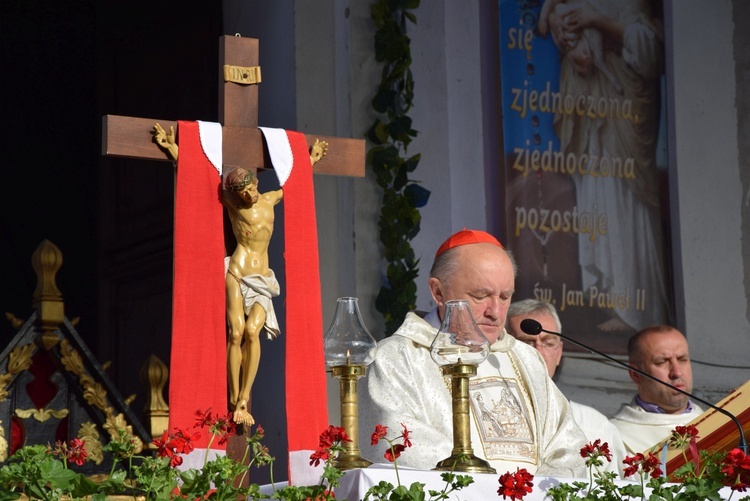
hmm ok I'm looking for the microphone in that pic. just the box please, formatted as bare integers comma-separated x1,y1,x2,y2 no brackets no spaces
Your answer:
519,318,749,454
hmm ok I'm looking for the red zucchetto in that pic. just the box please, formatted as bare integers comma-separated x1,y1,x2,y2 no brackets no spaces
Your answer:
434,228,503,260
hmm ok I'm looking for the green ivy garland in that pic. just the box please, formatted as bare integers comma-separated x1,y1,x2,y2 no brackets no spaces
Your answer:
368,0,430,336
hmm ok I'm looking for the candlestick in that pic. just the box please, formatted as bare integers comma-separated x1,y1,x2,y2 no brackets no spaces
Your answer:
430,299,495,473
330,364,371,469
323,297,377,470
433,362,496,473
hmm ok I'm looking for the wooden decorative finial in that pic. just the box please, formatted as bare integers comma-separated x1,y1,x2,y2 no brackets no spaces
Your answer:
140,354,170,442
31,240,64,347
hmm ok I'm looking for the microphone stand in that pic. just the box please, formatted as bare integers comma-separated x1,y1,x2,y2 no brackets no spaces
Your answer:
519,319,749,454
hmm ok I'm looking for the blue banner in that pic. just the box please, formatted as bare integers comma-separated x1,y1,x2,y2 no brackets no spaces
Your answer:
499,0,672,353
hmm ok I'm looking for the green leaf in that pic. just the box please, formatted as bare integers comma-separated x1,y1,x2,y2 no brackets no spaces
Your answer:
69,473,100,497
367,120,390,144
404,183,430,208
388,115,413,143
370,0,390,29
374,27,407,62
393,168,408,191
96,469,128,493
372,89,398,113
370,145,400,170
39,461,78,489
403,153,421,172
0,491,21,501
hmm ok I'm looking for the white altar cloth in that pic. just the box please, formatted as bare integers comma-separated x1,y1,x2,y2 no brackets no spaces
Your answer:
336,464,565,501
334,463,737,501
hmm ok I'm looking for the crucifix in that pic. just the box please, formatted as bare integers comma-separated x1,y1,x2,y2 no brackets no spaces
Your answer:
101,34,364,464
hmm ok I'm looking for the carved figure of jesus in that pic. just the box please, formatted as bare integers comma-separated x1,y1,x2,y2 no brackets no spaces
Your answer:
222,167,283,426
221,139,327,426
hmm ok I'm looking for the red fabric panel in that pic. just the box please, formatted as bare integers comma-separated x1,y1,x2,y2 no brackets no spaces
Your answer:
283,131,329,455
170,121,227,449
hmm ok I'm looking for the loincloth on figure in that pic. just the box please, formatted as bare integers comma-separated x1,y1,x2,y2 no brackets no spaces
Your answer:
225,257,281,340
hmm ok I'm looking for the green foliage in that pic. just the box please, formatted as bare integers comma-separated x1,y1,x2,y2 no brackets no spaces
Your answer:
0,424,269,500
363,476,474,501
0,444,99,501
369,0,430,336
546,448,750,501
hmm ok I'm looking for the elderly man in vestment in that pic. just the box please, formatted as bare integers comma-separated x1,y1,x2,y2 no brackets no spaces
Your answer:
506,299,626,477
609,325,703,454
359,229,587,476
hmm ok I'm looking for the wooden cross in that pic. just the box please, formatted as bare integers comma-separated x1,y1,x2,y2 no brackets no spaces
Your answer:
100,34,364,466
102,35,364,177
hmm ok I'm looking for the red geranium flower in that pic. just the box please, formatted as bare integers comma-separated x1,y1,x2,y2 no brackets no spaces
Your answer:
318,425,350,448
722,447,750,491
371,423,414,462
195,408,237,445
399,423,412,448
153,427,199,467
153,430,171,455
309,447,332,467
497,467,534,500
384,443,406,462
154,435,182,467
172,428,200,454
623,451,663,479
194,408,214,428
579,439,612,468
67,438,87,466
673,424,699,438
669,424,701,473
309,425,351,467
371,424,388,446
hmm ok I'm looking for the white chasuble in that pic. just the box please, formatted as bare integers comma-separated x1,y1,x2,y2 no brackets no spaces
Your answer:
360,312,587,477
469,356,538,470
610,398,704,455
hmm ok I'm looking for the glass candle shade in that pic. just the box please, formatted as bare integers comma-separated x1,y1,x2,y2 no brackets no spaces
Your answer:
430,299,490,366
323,297,377,367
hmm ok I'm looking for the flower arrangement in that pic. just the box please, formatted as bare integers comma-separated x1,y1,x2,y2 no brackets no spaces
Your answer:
0,408,269,500
5,415,747,501
0,415,471,501
498,425,750,501
366,422,474,501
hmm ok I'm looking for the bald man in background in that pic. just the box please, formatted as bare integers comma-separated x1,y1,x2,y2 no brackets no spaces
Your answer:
609,325,703,454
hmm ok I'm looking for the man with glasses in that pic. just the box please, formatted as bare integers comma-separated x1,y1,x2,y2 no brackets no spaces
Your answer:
506,299,626,476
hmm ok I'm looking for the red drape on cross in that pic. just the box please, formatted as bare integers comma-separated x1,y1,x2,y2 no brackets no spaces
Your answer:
170,122,328,478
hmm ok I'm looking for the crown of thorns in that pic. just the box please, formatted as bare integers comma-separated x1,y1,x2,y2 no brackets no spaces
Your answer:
225,168,257,191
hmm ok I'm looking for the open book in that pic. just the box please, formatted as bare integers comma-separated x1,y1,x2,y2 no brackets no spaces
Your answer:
650,379,750,475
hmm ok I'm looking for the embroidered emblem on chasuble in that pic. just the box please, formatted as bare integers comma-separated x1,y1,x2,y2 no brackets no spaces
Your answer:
469,365,538,466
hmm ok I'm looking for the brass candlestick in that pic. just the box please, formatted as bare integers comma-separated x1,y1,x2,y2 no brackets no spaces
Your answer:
433,362,496,473
323,297,377,470
330,363,372,470
430,300,494,474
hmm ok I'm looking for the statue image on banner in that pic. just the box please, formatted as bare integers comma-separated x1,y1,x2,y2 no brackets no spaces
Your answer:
499,0,672,353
